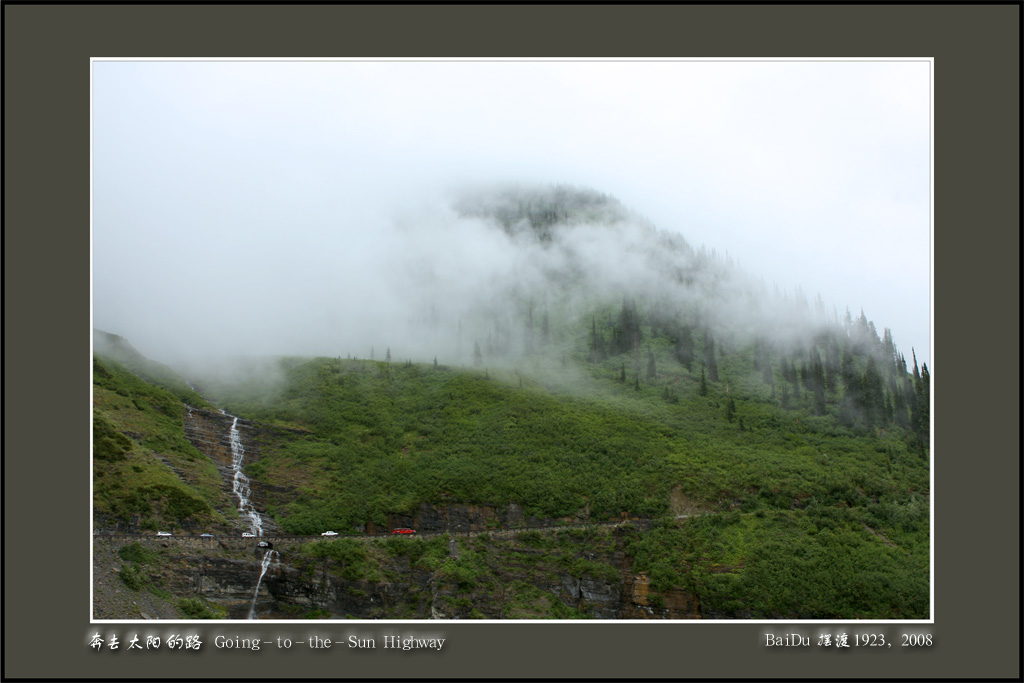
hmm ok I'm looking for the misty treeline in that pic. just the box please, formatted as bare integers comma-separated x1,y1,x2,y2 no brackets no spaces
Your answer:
452,182,636,243
416,184,931,450
584,296,929,447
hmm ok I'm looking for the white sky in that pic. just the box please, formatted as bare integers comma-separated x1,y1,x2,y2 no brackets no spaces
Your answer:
92,59,931,370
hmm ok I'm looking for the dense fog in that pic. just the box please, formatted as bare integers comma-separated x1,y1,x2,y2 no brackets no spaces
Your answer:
91,60,931,375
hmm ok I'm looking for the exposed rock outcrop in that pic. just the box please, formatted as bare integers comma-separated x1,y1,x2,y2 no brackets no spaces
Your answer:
94,525,702,620
182,407,280,535
370,500,632,535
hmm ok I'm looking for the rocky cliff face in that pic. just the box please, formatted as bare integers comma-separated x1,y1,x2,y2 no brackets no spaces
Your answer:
182,407,242,469
182,406,282,535
371,500,613,535
95,525,703,620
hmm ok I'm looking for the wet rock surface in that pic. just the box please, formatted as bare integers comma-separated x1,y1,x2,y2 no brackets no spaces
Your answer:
182,406,280,535
93,525,703,620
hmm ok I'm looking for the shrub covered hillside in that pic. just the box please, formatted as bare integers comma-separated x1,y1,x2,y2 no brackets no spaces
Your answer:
186,298,929,617
93,350,235,533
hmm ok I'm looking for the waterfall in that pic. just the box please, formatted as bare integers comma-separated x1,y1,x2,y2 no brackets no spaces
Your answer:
229,416,263,536
248,549,278,620
226,414,275,621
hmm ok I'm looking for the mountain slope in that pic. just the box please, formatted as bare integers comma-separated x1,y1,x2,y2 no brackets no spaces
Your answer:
92,185,930,618
95,343,928,618
93,349,236,532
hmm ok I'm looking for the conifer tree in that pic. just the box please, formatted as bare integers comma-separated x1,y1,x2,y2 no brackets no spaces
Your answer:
882,328,898,370
609,326,622,356
704,331,719,382
588,318,606,363
868,356,885,422
790,359,801,399
812,353,827,416
840,349,857,392
909,351,926,437
618,297,642,352
646,348,657,379
473,341,483,367
892,382,909,429
699,367,708,396
916,362,930,447
674,324,694,370
825,337,840,394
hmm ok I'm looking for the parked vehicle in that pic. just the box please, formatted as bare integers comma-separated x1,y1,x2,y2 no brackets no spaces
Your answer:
242,532,255,538
156,531,172,537
199,533,214,538
321,531,338,537
391,528,416,535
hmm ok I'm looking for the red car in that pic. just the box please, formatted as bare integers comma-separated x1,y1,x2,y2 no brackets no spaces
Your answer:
391,528,416,535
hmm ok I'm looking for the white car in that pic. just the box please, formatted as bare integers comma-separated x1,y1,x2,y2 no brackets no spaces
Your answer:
156,531,172,537
242,532,256,538
321,531,338,537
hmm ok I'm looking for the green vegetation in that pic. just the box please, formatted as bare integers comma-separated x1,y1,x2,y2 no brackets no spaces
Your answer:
303,609,334,619
211,354,688,531
118,542,159,564
118,563,148,591
93,355,234,531
203,337,927,531
192,297,928,618
627,507,928,619
178,597,226,619
376,535,450,571
115,542,169,598
300,538,382,582
93,251,929,618
94,330,214,409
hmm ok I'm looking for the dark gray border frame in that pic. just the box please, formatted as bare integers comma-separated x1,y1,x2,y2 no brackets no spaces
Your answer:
4,3,1019,680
